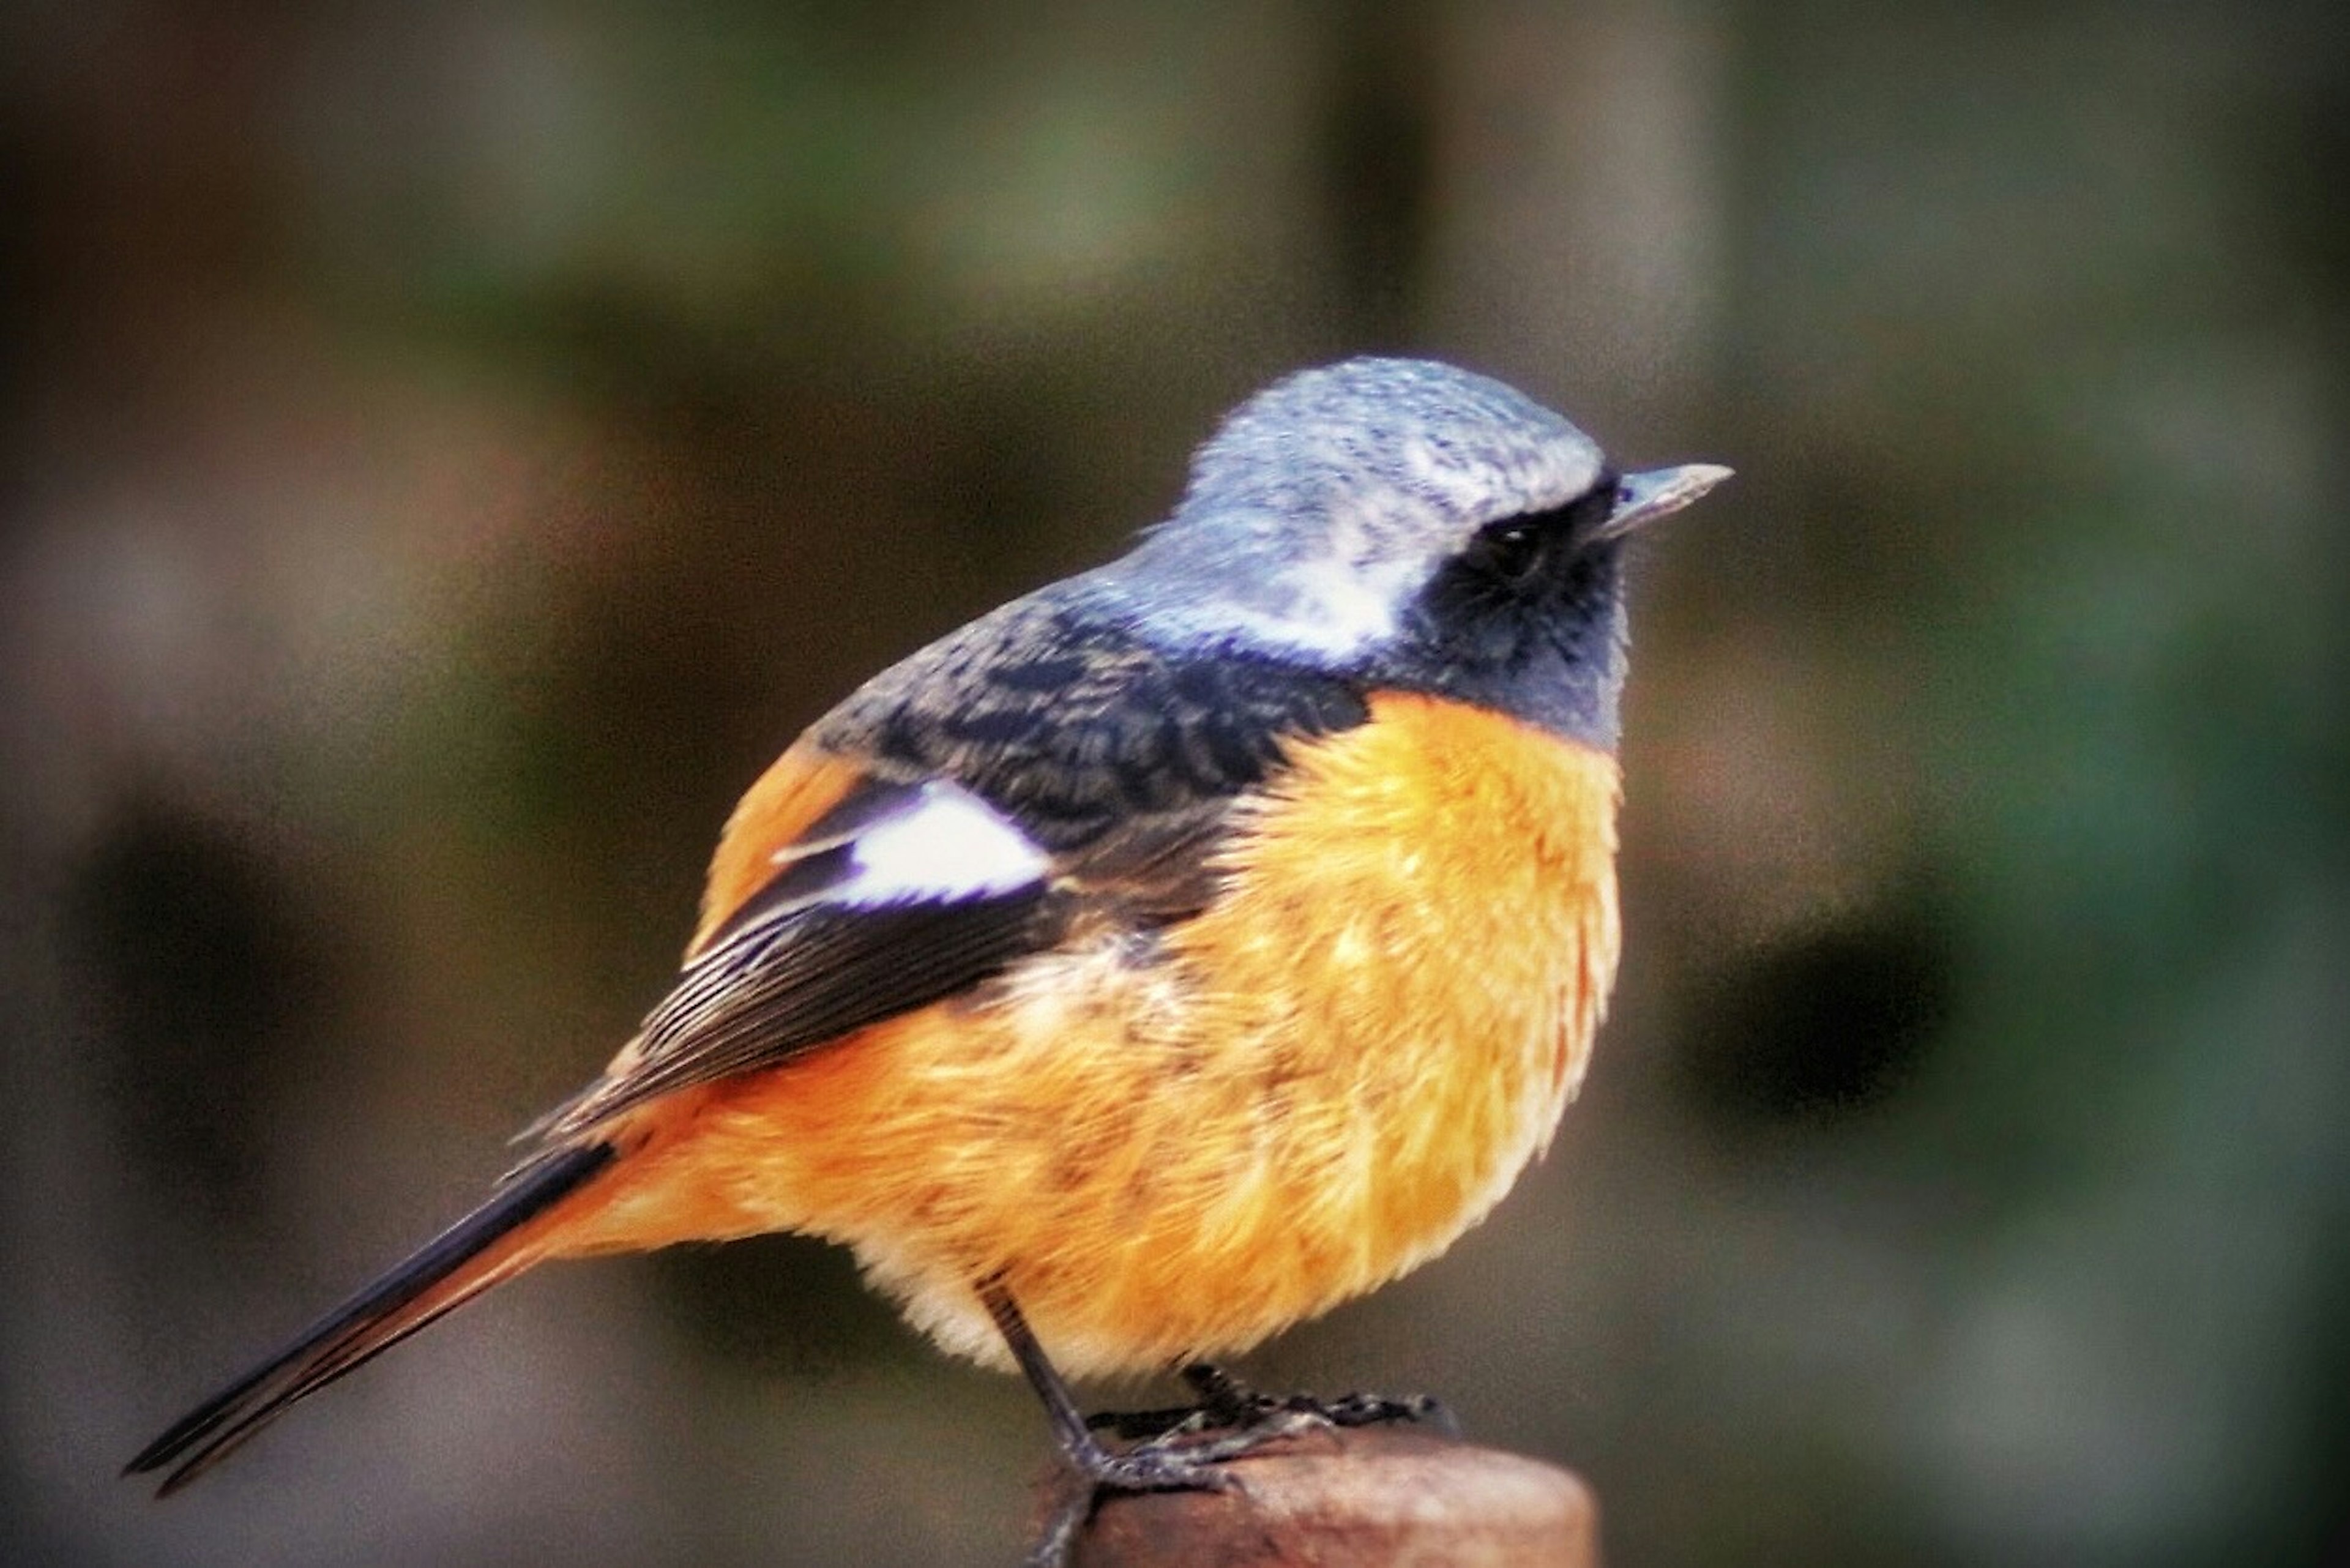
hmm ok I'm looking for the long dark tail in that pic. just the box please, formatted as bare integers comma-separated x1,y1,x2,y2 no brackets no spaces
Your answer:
124,1141,616,1495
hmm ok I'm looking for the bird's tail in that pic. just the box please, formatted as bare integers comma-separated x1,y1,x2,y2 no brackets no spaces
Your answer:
124,1140,617,1495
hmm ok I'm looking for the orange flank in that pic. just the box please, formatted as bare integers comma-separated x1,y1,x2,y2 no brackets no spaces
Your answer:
551,692,1623,1378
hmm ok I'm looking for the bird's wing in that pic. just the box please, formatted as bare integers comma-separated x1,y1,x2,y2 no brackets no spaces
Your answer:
517,607,1370,1154
518,756,1072,1147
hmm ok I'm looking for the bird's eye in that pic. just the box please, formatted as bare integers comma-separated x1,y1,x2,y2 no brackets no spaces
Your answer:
1471,517,1548,584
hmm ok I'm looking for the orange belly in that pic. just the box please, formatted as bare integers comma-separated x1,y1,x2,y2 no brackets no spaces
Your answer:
564,692,1622,1377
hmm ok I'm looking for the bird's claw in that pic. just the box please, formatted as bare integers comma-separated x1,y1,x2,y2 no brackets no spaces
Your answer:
1031,1376,1456,1564
1026,1432,1244,1568
1313,1388,1458,1436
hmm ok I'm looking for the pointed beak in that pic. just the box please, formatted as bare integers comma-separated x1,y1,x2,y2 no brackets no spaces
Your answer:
1591,462,1733,542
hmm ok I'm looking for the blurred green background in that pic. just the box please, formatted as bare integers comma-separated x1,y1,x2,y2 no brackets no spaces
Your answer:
4,3,2343,1564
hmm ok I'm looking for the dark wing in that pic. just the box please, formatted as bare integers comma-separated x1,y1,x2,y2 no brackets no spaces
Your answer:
825,589,1371,876
523,774,1067,1144
523,591,1369,1150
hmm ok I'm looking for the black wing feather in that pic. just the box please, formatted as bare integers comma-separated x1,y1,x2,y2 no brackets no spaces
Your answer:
530,886,1062,1143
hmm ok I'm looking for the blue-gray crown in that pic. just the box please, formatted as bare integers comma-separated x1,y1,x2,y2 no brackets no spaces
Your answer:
1110,359,1611,658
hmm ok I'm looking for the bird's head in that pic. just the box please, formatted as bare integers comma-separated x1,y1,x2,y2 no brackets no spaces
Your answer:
1109,357,1729,748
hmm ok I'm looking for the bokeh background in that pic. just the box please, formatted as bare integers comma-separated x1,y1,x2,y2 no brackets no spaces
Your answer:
4,3,2344,1564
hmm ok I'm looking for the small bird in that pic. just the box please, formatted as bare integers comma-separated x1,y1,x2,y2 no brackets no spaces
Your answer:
127,358,1726,1547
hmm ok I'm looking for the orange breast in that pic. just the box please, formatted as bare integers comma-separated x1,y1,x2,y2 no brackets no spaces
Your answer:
564,693,1623,1378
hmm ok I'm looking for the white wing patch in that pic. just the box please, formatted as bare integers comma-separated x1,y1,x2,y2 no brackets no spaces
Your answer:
788,779,1052,908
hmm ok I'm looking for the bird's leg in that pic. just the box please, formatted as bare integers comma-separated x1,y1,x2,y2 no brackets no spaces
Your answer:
1081,1362,1273,1439
1179,1362,1269,1426
979,1279,1239,1568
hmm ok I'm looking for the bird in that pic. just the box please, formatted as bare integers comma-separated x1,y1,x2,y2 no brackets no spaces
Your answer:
125,357,1728,1548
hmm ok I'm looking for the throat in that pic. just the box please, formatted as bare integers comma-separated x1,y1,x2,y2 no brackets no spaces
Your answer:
1368,625,1626,749
1378,550,1630,748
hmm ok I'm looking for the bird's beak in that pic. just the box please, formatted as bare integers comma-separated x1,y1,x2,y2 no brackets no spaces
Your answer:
1591,462,1733,542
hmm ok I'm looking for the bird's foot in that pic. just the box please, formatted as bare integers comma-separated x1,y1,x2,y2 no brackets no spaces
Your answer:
1026,1424,1248,1568
1086,1362,1458,1442
1032,1367,1457,1565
